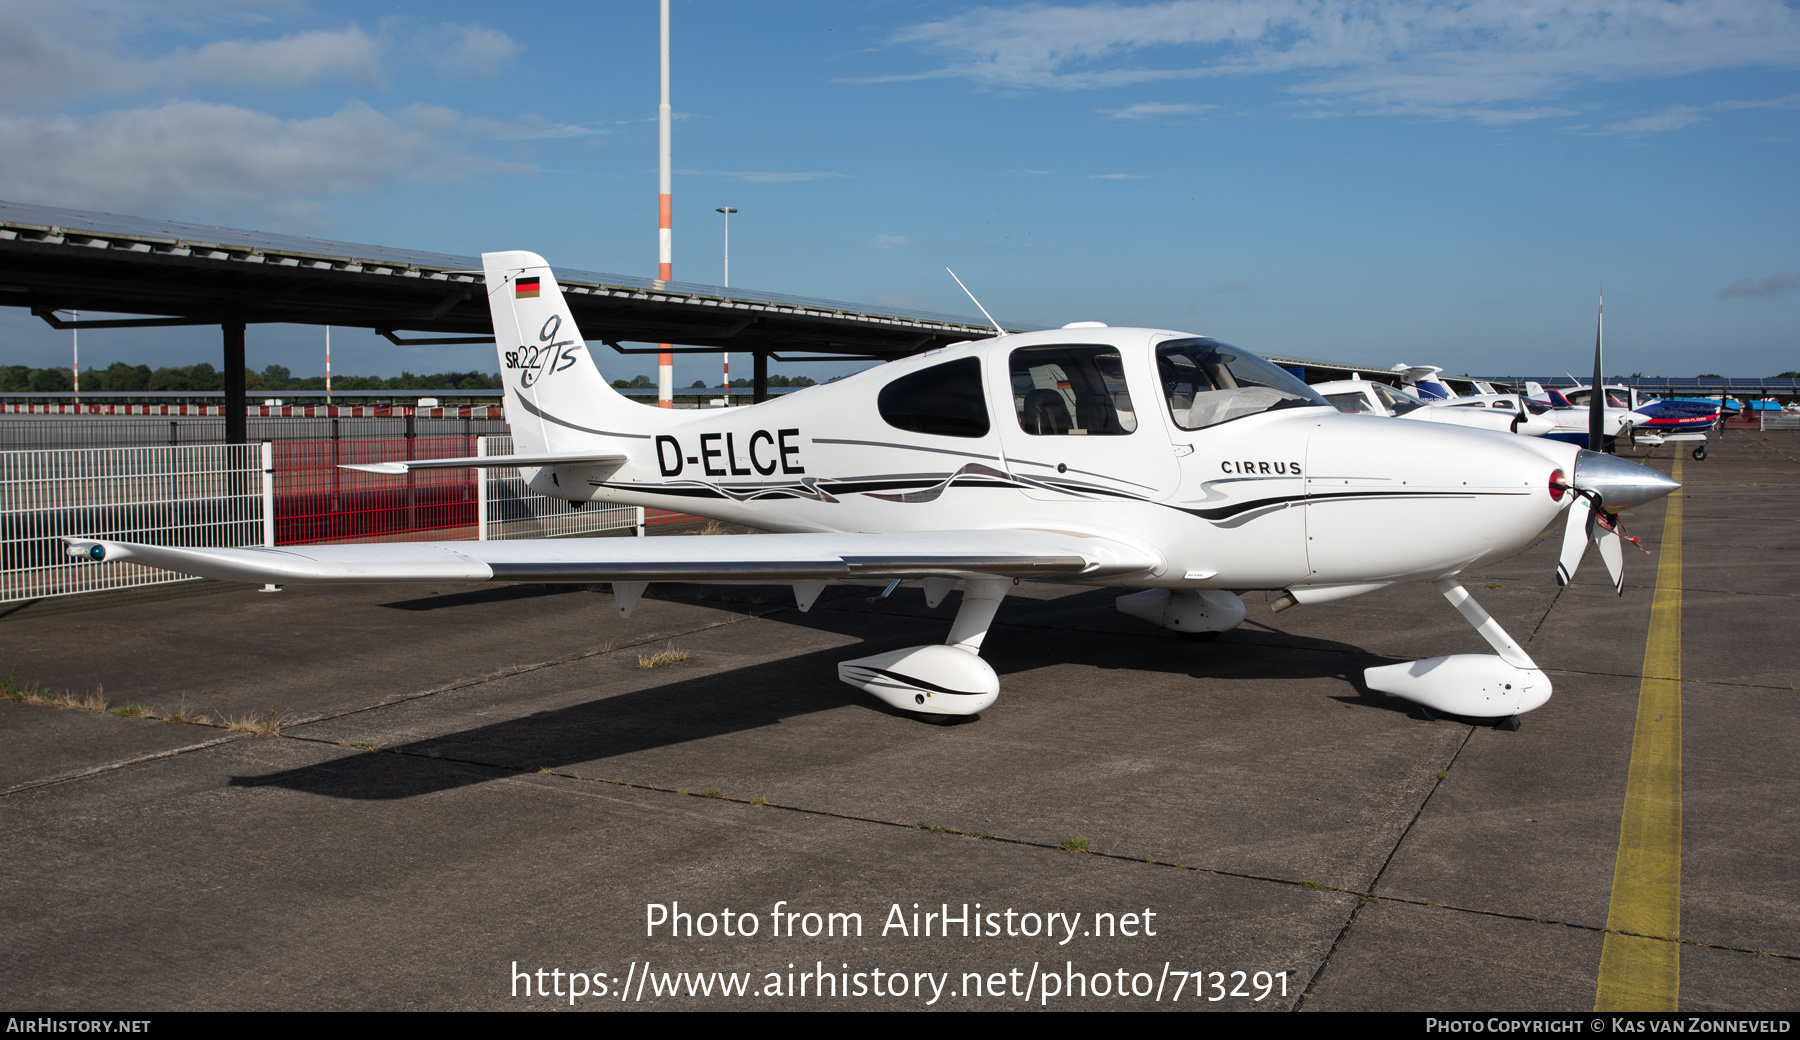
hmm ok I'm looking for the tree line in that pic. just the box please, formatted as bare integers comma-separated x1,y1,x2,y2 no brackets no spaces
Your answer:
607,374,819,390
2,363,502,393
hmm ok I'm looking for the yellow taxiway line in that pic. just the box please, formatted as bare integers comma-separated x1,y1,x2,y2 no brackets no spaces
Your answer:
1595,455,1684,1011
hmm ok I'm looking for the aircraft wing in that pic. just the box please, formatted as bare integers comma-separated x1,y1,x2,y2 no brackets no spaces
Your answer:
61,530,1160,586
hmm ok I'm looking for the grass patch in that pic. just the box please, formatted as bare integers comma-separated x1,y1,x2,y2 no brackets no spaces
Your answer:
1436,770,1448,780
702,789,724,798
224,708,286,737
1296,880,1329,890
1060,834,1092,853
1485,583,1503,590
751,795,767,806
109,704,145,718
636,643,690,669
965,830,991,840
0,672,38,702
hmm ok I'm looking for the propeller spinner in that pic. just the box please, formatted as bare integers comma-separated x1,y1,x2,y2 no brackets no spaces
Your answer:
1553,448,1679,594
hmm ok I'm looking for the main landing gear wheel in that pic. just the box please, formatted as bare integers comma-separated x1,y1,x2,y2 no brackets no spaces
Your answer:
1692,445,1707,461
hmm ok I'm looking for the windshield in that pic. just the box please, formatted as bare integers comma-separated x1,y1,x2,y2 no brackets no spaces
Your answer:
1371,381,1425,415
1565,388,1630,410
1156,338,1330,430
1325,391,1375,414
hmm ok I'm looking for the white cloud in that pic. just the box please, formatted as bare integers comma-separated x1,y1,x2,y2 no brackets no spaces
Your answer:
0,100,529,219
0,11,523,102
412,22,522,80
464,112,609,140
0,14,385,102
1719,272,1798,299
1603,93,1800,135
1603,106,1707,136
1090,172,1143,179
178,28,382,88
868,234,907,248
877,1,1800,123
1101,101,1215,120
718,171,845,182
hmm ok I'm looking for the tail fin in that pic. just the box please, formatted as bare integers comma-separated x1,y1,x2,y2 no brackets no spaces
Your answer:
481,250,640,454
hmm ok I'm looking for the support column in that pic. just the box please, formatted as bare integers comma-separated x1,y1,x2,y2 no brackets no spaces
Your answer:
223,321,246,444
753,351,769,403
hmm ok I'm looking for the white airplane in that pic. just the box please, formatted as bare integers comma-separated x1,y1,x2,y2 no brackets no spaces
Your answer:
1311,378,1555,436
63,252,1679,725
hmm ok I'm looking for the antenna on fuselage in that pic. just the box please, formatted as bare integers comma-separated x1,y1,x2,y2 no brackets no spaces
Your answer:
946,268,1005,336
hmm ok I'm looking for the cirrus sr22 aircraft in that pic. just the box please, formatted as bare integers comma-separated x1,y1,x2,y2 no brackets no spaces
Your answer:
66,252,1680,726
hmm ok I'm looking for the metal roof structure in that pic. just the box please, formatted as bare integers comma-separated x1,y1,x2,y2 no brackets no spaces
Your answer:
0,200,1028,356
0,199,1478,437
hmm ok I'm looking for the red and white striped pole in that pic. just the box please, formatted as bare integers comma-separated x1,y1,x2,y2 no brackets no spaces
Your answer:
716,206,735,406
656,0,674,408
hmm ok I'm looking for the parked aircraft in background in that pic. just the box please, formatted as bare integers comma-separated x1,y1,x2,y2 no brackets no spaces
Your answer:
1532,384,1723,459
65,252,1680,726
1312,378,1553,436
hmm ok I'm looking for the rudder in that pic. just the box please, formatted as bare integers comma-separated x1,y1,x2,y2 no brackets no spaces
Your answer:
481,250,645,455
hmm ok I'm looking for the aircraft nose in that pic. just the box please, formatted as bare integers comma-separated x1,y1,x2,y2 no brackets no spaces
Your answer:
1571,449,1680,509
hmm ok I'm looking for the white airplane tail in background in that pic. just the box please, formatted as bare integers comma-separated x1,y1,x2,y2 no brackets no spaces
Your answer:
481,250,653,455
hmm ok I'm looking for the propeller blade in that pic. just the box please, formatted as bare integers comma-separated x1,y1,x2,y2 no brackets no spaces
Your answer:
1589,293,1605,452
1593,522,1625,596
1556,501,1590,586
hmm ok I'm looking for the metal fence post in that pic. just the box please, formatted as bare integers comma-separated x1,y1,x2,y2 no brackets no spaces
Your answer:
477,435,489,542
260,440,281,592
637,505,646,537
261,440,275,547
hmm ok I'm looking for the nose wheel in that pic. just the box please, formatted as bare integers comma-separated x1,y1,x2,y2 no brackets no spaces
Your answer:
1692,444,1707,461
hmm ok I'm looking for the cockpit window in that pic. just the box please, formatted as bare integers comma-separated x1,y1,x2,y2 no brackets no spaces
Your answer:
1370,381,1425,416
1326,391,1375,414
877,356,989,438
1565,388,1631,409
1156,338,1329,430
1009,345,1137,436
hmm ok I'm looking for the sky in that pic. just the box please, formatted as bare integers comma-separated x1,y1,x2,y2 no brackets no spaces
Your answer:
0,0,1796,384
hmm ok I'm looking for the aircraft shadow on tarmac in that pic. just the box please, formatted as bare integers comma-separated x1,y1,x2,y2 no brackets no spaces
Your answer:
232,584,1397,801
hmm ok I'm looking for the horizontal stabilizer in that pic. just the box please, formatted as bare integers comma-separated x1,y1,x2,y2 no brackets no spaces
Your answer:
60,530,1160,587
340,451,628,475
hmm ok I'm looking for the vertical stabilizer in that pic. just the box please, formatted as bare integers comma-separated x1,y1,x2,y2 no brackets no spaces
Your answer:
481,251,640,454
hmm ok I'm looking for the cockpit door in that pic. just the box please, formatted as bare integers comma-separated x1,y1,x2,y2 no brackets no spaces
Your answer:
990,341,1180,503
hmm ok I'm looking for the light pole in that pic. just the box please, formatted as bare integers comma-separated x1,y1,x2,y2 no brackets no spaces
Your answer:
716,206,736,405
71,309,79,406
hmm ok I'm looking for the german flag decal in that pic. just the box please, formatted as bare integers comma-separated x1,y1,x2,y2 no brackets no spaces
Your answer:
515,276,541,299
